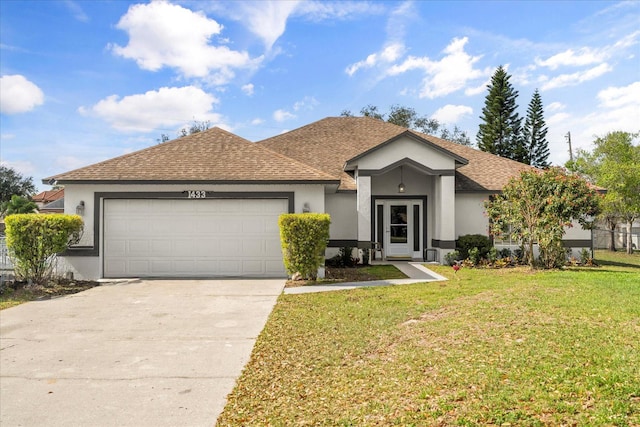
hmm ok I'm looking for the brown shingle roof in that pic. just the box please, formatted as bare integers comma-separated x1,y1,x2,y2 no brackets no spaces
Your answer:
44,127,338,184
259,116,535,191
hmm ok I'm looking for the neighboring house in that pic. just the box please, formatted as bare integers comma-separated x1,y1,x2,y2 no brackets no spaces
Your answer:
40,197,65,214
43,117,593,280
32,188,65,210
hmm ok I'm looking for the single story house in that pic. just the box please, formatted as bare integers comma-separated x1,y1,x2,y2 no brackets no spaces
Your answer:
44,117,592,280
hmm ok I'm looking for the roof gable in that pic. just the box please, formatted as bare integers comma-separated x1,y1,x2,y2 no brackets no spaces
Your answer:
44,127,337,184
345,130,468,168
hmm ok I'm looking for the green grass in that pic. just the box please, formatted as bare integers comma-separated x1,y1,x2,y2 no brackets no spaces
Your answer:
218,251,640,426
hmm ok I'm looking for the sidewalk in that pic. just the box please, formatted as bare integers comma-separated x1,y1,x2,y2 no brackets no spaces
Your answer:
284,262,447,295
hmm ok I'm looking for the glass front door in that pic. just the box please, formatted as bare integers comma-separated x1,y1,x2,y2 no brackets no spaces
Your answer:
381,201,423,258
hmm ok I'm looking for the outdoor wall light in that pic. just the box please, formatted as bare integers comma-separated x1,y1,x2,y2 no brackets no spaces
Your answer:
76,201,85,216
398,166,406,193
303,202,310,213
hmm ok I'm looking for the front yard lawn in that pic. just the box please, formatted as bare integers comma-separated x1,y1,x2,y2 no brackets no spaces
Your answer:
218,251,640,426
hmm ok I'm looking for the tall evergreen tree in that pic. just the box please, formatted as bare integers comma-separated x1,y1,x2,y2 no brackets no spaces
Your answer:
523,89,550,168
477,66,525,161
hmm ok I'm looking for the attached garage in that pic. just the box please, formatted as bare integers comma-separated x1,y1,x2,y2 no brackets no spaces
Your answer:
103,198,288,278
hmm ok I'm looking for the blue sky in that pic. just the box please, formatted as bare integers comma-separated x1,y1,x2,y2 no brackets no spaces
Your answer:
1,0,638,191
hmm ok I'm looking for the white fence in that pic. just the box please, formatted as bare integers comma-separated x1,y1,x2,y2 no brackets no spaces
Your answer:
0,236,12,270
593,228,639,251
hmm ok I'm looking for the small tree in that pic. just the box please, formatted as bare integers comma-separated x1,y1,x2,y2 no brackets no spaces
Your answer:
2,195,38,215
5,214,83,285
279,213,330,280
567,131,640,254
485,168,600,268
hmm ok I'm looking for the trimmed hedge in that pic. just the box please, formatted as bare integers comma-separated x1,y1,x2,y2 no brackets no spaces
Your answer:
5,213,83,285
279,213,330,280
457,234,492,260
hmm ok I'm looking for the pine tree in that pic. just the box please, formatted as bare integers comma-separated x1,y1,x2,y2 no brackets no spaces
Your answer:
523,89,550,168
477,66,525,161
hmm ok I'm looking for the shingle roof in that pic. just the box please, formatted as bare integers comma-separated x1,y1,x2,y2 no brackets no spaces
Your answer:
32,188,65,203
259,116,535,191
44,127,338,184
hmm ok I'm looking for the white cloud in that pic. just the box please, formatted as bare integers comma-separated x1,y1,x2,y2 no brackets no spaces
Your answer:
237,1,300,50
547,112,571,127
295,1,385,22
0,133,15,140
536,31,639,70
346,42,405,76
251,118,265,125
540,63,612,91
0,160,36,176
293,96,319,111
535,48,606,70
63,0,89,22
387,37,492,99
0,75,45,114
79,86,222,132
597,81,640,108
430,105,473,124
273,109,295,122
241,83,255,96
55,155,91,172
110,1,257,82
546,101,566,113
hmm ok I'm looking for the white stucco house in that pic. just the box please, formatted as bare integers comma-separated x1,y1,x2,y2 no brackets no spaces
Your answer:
44,117,593,280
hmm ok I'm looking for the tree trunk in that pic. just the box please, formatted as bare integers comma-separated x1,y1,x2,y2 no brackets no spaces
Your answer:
608,224,616,251
627,220,634,255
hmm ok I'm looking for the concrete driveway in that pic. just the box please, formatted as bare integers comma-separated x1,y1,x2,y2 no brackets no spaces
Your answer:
0,279,285,427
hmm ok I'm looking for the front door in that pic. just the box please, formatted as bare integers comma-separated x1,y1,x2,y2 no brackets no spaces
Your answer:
376,200,423,259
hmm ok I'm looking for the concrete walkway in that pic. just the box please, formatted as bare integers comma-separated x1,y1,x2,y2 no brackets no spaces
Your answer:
0,279,285,427
284,262,447,295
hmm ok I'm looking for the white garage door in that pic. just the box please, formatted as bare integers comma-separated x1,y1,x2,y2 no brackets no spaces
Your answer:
103,198,288,278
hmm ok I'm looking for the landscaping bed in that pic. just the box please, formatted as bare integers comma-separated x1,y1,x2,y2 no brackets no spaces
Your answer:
285,264,408,287
0,278,100,310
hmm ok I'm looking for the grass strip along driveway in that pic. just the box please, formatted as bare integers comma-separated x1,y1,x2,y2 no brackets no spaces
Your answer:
218,251,640,426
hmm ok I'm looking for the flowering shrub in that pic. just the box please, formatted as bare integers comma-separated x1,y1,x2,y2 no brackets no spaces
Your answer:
485,167,601,268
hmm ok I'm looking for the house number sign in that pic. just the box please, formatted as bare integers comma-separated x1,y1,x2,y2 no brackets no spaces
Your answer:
187,190,207,199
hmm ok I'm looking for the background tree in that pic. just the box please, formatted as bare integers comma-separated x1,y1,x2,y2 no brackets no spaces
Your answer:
180,120,211,137
567,131,640,254
341,104,471,145
477,66,525,161
2,195,38,215
485,167,600,268
522,89,550,168
1,165,36,204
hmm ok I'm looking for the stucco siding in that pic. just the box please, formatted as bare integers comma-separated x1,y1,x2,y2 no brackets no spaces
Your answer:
325,193,357,240
455,193,491,238
355,137,456,171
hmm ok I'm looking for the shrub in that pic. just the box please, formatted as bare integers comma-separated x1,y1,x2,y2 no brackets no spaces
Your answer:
338,246,357,267
498,248,512,259
457,234,492,259
468,247,481,265
5,214,83,285
444,250,461,266
487,247,499,263
279,213,331,280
